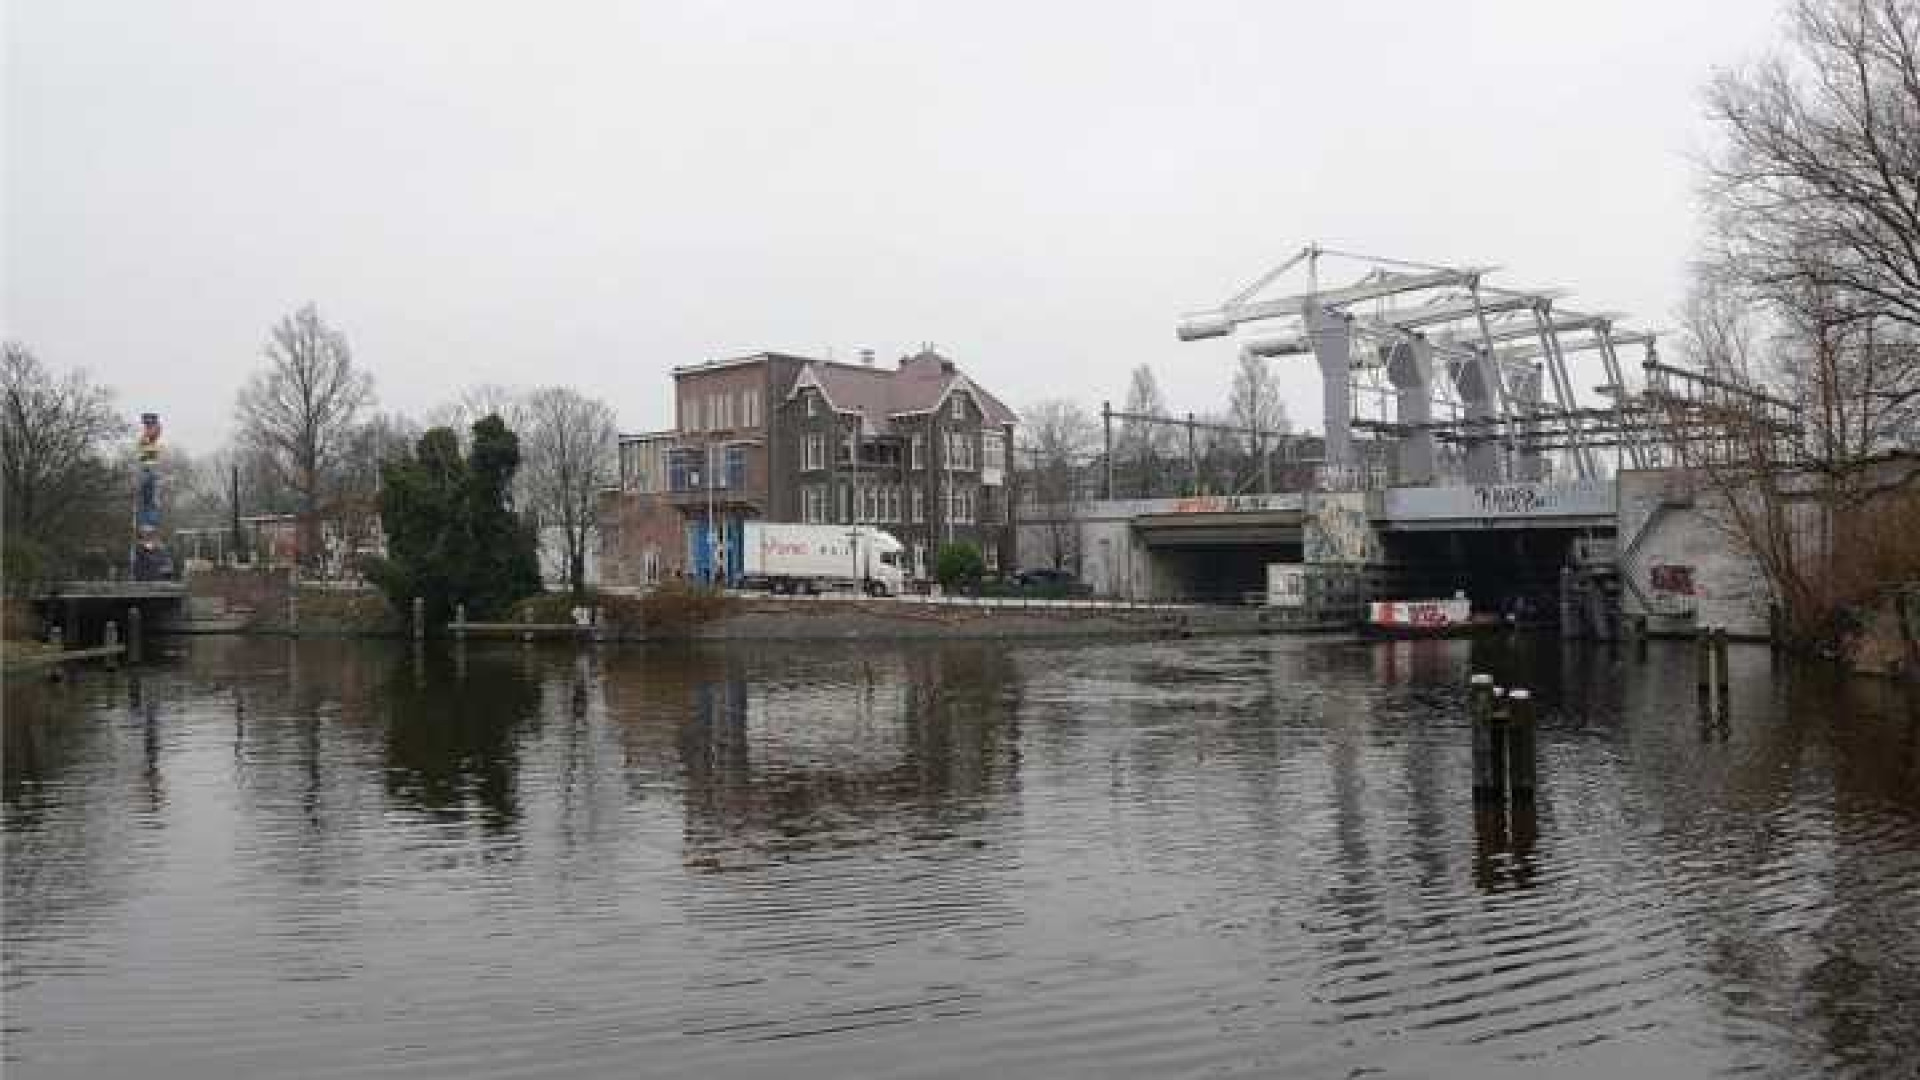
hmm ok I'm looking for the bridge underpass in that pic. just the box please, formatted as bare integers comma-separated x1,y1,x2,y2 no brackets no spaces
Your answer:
1375,527,1588,617
1131,508,1303,603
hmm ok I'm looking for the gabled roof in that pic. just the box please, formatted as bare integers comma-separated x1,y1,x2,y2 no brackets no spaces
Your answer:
786,349,1018,436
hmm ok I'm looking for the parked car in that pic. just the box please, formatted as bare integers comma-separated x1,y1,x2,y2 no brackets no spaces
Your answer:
1010,568,1092,596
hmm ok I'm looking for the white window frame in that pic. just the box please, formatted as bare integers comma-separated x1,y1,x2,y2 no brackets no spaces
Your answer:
951,393,965,420
838,483,851,523
806,391,819,417
910,433,924,470
804,433,823,471
911,487,924,523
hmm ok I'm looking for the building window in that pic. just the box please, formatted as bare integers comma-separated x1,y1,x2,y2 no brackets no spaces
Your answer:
910,433,925,470
741,391,758,429
803,485,824,523
841,430,856,464
911,487,924,523
948,487,974,524
804,433,824,471
806,391,819,417
910,542,925,579
682,397,699,432
983,430,1004,470
838,483,851,523
668,447,704,492
951,393,965,420
945,431,975,470
724,446,746,490
642,545,661,584
984,545,998,572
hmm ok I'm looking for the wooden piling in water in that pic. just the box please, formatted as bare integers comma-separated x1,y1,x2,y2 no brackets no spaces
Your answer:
103,620,120,670
1695,628,1712,715
1712,627,1731,720
454,603,468,642
1508,688,1537,803
521,606,533,644
412,596,425,641
1489,687,1510,804
126,606,143,664
1470,673,1498,803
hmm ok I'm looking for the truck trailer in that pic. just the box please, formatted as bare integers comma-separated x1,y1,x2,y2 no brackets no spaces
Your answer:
740,523,907,596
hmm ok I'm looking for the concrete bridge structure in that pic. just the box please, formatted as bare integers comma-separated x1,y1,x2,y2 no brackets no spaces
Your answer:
1047,478,1622,611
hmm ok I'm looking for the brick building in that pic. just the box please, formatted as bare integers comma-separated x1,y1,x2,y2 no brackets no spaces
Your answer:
600,348,1019,587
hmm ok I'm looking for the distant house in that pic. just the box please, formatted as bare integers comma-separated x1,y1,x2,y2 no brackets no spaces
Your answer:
600,348,1019,587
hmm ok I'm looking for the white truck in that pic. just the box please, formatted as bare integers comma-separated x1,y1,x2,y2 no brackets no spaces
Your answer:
741,523,907,597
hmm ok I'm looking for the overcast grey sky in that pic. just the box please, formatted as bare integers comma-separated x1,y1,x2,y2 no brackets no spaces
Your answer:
5,0,1782,449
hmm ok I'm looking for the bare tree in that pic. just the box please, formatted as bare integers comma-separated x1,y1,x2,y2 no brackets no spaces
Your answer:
1020,399,1098,570
1,342,126,581
1227,350,1290,491
519,386,617,596
1659,0,1920,650
234,304,374,571
427,384,526,449
1117,364,1176,497
1704,0,1920,332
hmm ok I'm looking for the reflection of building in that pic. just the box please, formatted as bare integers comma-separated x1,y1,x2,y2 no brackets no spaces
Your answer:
600,349,1019,586
595,645,1024,863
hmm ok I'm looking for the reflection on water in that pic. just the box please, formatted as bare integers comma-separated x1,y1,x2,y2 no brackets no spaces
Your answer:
4,635,1918,1079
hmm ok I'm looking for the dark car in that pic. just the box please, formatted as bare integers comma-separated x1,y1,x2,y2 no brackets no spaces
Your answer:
1010,568,1090,595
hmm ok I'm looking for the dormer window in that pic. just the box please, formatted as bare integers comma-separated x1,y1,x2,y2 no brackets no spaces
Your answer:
950,393,965,420
806,391,819,417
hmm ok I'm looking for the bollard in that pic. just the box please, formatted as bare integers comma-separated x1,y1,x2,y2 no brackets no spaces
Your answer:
1470,674,1499,803
522,605,533,644
412,596,425,641
126,606,143,664
1695,628,1713,715
103,620,121,670
454,603,467,642
1713,627,1732,720
1508,688,1537,803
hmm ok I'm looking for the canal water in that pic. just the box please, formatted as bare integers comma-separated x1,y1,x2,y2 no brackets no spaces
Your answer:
4,635,1917,1079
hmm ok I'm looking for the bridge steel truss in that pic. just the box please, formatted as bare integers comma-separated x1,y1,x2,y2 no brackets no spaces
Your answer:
1173,245,1739,485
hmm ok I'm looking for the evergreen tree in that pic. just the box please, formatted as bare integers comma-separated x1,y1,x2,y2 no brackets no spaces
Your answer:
370,415,541,625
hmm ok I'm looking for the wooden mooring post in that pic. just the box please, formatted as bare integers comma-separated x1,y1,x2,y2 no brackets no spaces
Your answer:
412,596,426,641
1507,689,1537,803
1468,674,1540,808
1469,674,1500,803
1695,628,1713,715
126,606,143,664
1712,627,1731,720
454,603,468,642
103,620,120,670
521,606,534,644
